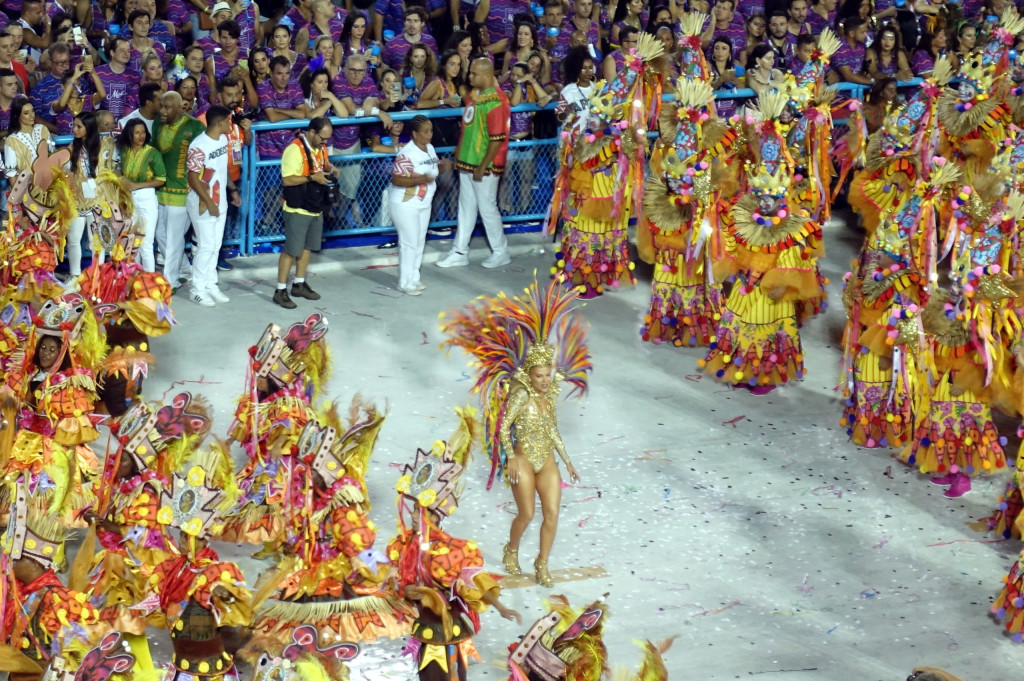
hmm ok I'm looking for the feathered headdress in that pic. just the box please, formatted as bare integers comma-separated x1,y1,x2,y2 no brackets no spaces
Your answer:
440,277,591,487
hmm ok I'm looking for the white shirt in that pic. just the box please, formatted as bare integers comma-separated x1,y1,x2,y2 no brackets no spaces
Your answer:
559,83,596,135
388,140,439,204
118,109,156,135
185,132,230,211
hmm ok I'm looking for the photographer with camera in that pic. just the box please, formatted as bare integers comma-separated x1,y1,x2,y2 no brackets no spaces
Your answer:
273,116,340,309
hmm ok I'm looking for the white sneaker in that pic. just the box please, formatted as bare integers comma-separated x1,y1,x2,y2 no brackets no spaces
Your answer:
436,251,469,268
398,285,423,296
412,282,427,292
481,250,511,269
190,291,216,307
208,286,230,303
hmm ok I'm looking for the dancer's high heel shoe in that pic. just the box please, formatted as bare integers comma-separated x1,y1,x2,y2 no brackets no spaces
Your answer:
534,557,553,587
503,543,521,575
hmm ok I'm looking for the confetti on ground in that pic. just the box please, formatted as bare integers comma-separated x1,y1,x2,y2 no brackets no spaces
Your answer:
722,415,746,428
361,263,398,270
351,311,382,320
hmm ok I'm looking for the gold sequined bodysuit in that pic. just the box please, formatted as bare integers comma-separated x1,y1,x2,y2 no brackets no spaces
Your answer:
499,381,567,473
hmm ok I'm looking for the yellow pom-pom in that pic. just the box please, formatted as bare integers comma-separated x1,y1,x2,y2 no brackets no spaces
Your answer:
734,371,744,381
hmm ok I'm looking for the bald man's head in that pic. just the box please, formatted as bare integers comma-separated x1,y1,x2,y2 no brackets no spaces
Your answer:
468,57,496,90
159,90,185,125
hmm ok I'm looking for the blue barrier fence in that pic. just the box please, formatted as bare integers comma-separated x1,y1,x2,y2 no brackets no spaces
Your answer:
49,78,921,255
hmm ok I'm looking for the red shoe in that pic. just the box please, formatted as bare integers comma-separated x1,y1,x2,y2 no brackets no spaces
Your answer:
943,473,972,498
930,474,956,486
749,384,776,396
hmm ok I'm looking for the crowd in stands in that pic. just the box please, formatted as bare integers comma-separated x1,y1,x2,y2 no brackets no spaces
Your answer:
0,0,1013,266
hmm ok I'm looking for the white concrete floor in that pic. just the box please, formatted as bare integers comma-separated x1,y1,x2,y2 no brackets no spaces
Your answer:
138,214,1024,681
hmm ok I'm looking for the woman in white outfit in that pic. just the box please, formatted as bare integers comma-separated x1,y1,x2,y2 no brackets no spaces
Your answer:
117,118,166,271
388,115,450,296
67,112,104,276
4,99,53,180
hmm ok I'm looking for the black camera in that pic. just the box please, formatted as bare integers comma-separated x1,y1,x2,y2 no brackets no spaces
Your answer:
232,108,260,124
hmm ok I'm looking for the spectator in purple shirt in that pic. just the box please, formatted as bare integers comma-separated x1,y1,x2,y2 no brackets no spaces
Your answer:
786,0,812,35
126,10,166,73
268,23,308,75
702,0,747,56
296,0,346,57
565,0,601,51
735,12,766,64
206,20,249,101
374,0,405,43
602,25,636,81
763,11,795,67
735,0,765,18
383,7,437,70
121,0,176,56
474,0,530,54
806,0,835,33
333,53,393,224
257,55,308,157
911,26,946,77
788,33,815,74
540,0,571,69
164,0,194,51
283,0,314,47
96,36,141,118
830,16,872,84
29,42,70,131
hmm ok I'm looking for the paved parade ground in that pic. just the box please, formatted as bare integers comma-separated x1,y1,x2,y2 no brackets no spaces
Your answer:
141,216,1023,681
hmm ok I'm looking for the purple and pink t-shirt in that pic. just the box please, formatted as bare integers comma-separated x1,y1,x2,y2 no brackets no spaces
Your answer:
806,8,834,34
306,14,347,49
714,22,748,59
374,0,405,37
257,79,305,157
563,15,601,48
483,0,531,45
95,64,141,118
910,49,934,76
209,50,248,81
831,39,866,80
332,74,378,149
128,41,166,73
29,73,64,124
736,0,764,18
502,80,534,137
383,32,439,70
195,35,220,57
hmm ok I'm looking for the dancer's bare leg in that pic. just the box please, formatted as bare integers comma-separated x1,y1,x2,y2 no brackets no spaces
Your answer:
535,456,562,562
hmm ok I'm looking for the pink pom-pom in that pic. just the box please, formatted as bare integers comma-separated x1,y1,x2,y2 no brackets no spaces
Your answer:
973,266,985,276
964,102,973,110
887,330,899,339
848,100,862,111
963,185,972,195
699,112,710,121
992,264,1001,274
908,304,919,313
561,130,570,139
777,209,788,218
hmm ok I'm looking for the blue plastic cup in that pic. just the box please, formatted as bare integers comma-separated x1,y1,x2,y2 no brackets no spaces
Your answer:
382,136,394,145
403,76,416,89
534,5,544,15
894,0,906,8
371,44,381,56
383,29,395,41
109,23,121,35
547,26,559,37
733,64,746,77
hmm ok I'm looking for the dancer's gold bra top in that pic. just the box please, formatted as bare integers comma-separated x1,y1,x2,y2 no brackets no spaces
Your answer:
499,384,567,473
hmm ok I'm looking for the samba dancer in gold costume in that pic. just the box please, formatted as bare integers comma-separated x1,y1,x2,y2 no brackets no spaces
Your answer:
441,279,591,588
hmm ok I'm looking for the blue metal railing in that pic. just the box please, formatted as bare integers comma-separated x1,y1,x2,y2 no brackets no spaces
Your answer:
49,77,923,255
